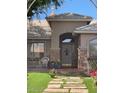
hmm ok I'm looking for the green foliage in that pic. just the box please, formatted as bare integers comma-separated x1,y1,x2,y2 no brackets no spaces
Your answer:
68,88,71,93
60,79,66,89
49,68,57,78
27,0,64,17
27,73,29,80
88,57,97,71
84,77,97,93
62,79,66,84
27,72,52,93
60,83,64,88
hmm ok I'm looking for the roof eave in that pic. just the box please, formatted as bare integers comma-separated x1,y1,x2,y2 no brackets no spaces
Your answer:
27,37,51,40
46,18,92,22
73,30,97,34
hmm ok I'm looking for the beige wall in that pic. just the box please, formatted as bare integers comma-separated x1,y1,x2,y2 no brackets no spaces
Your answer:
80,34,96,46
80,34,96,57
78,33,96,71
50,21,87,48
49,21,88,61
45,40,51,57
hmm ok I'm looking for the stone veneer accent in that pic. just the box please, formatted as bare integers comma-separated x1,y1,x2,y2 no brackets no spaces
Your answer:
78,48,89,74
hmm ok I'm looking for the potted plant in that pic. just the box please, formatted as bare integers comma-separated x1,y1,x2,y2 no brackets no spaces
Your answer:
54,61,62,69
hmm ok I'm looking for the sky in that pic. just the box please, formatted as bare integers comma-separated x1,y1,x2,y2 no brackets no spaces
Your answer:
33,0,97,20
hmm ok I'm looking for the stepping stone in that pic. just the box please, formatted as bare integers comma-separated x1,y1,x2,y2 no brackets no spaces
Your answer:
63,83,87,89
52,79,62,81
70,89,88,93
43,76,87,93
47,84,61,88
56,76,67,79
66,79,82,82
69,77,80,79
49,81,63,84
66,82,82,84
43,88,69,93
57,77,68,79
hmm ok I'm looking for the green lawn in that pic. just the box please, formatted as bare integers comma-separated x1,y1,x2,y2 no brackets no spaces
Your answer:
27,72,52,93
84,77,97,93
27,72,96,93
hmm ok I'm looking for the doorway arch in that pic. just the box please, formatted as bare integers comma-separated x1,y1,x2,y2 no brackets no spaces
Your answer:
59,33,78,68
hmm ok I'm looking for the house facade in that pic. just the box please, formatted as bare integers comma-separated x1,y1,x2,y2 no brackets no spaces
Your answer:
27,13,97,72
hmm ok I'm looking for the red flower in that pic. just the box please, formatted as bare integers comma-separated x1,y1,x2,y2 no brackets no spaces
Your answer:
89,70,97,77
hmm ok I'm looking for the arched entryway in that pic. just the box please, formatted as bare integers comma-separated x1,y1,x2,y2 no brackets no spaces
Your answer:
60,33,78,68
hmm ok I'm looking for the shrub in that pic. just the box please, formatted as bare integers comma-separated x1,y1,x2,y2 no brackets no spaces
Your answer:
49,68,57,78
27,73,29,80
89,70,97,86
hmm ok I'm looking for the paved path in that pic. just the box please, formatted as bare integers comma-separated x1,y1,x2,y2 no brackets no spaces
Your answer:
43,76,88,93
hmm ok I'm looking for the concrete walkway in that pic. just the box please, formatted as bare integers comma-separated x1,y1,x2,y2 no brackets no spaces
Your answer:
43,76,88,93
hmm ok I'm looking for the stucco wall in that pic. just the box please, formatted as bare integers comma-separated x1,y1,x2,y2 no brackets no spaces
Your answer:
44,40,51,57
50,21,87,48
80,34,96,56
49,21,88,61
78,33,97,73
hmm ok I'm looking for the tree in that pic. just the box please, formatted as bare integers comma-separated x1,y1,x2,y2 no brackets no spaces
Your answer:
27,0,64,17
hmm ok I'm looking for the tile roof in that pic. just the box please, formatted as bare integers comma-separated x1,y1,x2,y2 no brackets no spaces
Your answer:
46,13,92,21
27,19,51,31
27,30,51,39
27,19,51,39
74,20,97,33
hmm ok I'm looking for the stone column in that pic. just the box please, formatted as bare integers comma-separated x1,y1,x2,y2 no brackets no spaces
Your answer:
78,48,89,74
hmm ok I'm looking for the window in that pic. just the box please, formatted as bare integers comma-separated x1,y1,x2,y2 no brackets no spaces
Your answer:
30,43,44,58
89,38,97,57
62,39,72,43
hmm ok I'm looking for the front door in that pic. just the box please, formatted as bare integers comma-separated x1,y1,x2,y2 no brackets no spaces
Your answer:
61,43,74,67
